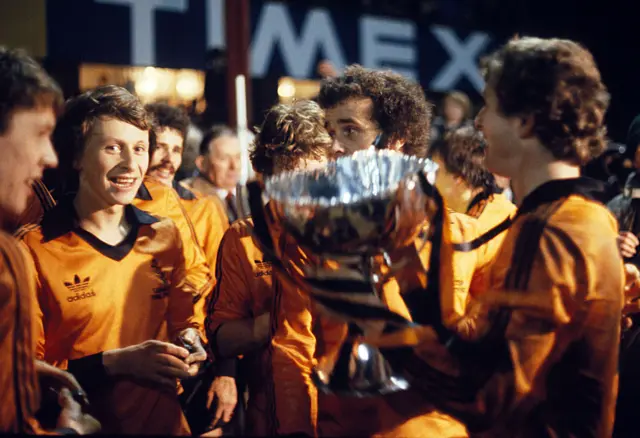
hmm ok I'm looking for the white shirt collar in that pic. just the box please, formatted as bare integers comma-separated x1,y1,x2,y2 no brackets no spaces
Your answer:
215,187,236,200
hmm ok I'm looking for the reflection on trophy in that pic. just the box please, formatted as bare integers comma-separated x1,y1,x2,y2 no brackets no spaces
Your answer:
246,148,449,396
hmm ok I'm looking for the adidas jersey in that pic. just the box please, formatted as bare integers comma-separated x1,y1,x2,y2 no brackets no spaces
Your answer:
19,177,214,331
206,217,275,436
18,199,199,435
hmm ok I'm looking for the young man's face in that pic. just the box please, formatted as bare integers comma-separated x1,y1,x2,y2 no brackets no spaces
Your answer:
76,118,149,207
201,135,241,191
0,107,58,219
476,86,523,178
325,97,379,158
148,127,184,186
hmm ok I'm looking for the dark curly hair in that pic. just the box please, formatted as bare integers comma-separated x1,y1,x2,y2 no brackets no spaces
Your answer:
428,126,496,192
251,100,332,176
318,64,432,157
0,46,62,134
48,85,154,196
482,37,609,166
145,103,190,144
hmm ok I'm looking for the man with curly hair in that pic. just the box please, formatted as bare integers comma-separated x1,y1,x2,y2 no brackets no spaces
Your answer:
398,36,623,438
318,64,432,158
205,100,331,436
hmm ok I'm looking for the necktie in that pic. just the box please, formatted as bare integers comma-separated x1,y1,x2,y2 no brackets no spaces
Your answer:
225,192,238,223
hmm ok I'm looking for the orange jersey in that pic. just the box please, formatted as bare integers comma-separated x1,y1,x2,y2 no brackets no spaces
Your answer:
408,178,623,438
206,218,293,436
466,192,516,295
0,231,42,434
172,180,228,278
18,200,201,435
18,178,214,330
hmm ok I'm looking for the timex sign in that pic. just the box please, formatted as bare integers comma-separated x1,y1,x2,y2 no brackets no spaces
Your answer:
49,0,494,93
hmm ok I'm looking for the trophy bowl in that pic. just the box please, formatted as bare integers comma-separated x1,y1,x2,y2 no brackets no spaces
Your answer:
247,148,443,396
264,148,439,257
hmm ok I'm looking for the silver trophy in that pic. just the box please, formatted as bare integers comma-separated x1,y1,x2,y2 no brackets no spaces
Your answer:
246,148,446,396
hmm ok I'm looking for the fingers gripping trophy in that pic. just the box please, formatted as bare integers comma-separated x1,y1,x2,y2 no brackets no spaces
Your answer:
247,148,460,396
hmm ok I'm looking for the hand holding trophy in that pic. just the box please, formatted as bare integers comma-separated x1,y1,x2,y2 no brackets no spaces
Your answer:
247,148,455,396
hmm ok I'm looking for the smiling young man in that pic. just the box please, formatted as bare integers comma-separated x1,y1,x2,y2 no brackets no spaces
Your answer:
404,37,622,438
0,47,100,435
18,86,208,435
145,103,228,276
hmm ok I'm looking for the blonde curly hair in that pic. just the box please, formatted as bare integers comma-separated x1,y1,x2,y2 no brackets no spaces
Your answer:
250,100,332,176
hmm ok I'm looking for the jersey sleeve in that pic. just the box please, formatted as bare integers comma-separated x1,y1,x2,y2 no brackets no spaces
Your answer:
205,227,252,338
0,234,43,434
166,221,203,338
163,187,215,330
270,280,318,437
189,197,229,279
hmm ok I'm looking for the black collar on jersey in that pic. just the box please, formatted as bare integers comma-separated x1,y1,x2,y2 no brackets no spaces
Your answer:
41,197,159,261
466,186,503,215
172,180,198,201
516,177,606,219
135,183,153,201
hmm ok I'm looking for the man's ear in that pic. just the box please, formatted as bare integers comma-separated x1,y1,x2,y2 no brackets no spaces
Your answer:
194,155,205,173
517,114,535,139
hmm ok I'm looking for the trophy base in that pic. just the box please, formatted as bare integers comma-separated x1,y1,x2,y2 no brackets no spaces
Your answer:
311,341,410,397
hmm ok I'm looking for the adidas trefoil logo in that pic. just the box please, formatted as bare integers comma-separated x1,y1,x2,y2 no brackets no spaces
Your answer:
64,274,96,302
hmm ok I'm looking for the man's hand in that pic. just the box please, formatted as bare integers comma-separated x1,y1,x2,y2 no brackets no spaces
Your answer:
618,231,639,258
621,264,640,330
206,376,237,428
102,340,193,388
35,360,89,406
178,328,208,375
56,388,101,435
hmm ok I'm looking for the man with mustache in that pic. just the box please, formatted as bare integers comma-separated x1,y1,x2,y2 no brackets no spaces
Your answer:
145,103,228,276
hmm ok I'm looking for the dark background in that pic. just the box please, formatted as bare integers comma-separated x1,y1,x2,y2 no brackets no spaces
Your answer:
45,0,639,143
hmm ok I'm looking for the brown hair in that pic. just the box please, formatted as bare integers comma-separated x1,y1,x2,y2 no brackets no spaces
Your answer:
318,64,432,157
145,103,190,147
49,85,153,195
428,126,495,191
0,47,63,134
444,91,471,119
250,100,332,176
482,36,609,166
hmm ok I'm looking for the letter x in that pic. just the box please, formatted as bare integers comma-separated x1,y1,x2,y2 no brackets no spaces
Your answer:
430,26,490,93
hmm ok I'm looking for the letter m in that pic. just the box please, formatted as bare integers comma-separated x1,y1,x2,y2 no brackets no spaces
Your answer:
250,3,346,78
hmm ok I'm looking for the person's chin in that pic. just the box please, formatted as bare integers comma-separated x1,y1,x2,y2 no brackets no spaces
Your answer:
149,170,174,187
